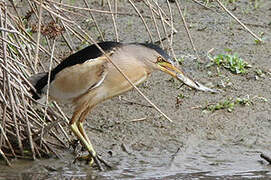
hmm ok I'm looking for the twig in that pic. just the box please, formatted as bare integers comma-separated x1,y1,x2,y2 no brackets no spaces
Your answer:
215,0,262,42
2,5,24,156
0,148,11,166
0,3,8,149
88,39,173,122
59,13,173,122
62,22,85,42
0,91,7,104
146,0,164,48
34,0,43,70
40,38,56,147
45,143,62,159
166,0,177,59
33,0,75,24
158,8,170,49
0,0,75,162
82,0,105,41
12,33,41,72
151,0,171,24
6,10,58,64
0,36,21,49
191,0,216,12
129,117,147,122
175,1,202,62
47,0,152,19
0,124,16,158
0,27,20,34
128,0,153,43
114,0,118,19
97,155,113,169
46,7,74,52
107,0,119,42
52,102,71,144
146,1,178,33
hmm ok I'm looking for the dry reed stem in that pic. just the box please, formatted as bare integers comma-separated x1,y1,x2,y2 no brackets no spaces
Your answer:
158,8,169,44
87,38,173,122
34,0,43,70
52,6,173,122
8,12,60,65
146,0,164,48
0,148,11,166
151,0,170,22
1,0,257,165
29,3,71,145
82,0,105,41
128,0,154,43
40,38,55,148
166,0,177,60
0,1,71,163
130,117,147,122
47,0,153,18
107,0,119,42
0,123,16,157
20,86,36,160
46,0,176,36
150,0,178,33
175,1,201,62
191,0,216,12
3,5,24,156
260,153,271,164
215,0,262,42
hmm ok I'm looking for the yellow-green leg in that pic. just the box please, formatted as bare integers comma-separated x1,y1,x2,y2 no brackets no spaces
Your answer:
78,122,92,145
70,123,97,165
76,106,112,169
69,105,103,170
73,122,111,169
78,106,93,145
76,106,95,163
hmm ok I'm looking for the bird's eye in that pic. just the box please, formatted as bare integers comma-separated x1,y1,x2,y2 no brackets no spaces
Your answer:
156,57,164,63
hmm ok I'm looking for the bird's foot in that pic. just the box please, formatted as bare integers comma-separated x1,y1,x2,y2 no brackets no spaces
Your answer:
74,153,112,171
75,154,94,165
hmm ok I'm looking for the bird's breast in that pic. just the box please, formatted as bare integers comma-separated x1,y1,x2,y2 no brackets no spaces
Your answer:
101,60,149,100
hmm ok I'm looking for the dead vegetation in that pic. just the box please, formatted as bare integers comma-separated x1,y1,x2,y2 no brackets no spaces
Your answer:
0,0,261,166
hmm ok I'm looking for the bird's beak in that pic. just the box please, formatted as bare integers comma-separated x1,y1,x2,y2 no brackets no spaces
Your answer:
157,61,218,93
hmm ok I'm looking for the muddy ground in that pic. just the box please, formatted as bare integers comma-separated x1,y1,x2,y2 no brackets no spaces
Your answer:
1,0,271,179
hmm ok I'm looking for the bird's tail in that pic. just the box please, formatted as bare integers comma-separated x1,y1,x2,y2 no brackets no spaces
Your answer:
28,72,47,100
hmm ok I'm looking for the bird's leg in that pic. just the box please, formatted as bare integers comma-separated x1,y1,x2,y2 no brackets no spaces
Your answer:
70,107,103,170
71,126,104,170
75,106,96,164
77,106,112,169
77,106,92,145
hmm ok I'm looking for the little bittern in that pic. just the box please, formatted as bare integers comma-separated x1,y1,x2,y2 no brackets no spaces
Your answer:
29,42,216,170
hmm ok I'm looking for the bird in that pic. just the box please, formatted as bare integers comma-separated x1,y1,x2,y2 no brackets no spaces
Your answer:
29,41,216,170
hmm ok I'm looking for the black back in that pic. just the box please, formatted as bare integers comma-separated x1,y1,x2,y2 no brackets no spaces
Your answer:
32,41,170,99
34,41,121,96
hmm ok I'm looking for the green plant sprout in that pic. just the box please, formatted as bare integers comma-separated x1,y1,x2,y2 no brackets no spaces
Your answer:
202,95,267,113
207,51,251,74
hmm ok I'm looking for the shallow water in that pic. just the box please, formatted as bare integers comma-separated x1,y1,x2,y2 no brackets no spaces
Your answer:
1,142,270,179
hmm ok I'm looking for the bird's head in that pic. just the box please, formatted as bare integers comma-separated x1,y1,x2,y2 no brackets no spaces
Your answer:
141,43,217,93
155,54,183,80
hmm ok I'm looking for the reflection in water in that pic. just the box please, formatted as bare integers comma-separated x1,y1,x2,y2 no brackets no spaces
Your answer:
0,141,270,179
